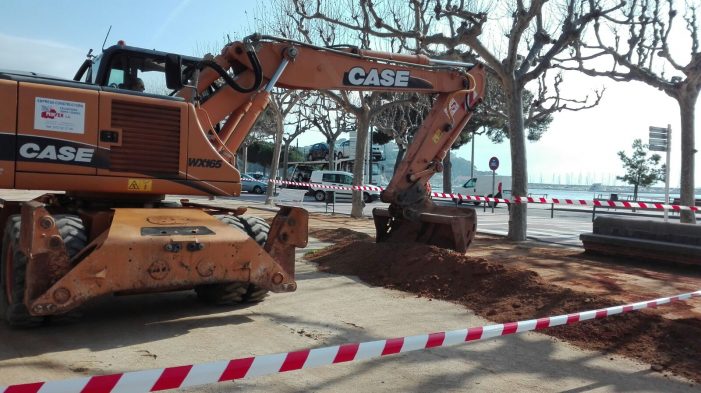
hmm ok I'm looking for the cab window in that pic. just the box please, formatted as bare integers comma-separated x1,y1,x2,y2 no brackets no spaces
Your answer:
107,68,124,87
105,54,170,96
322,173,337,182
464,179,476,188
340,174,353,185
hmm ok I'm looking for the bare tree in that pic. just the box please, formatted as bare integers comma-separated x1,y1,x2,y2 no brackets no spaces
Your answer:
303,94,352,168
264,90,306,204
294,0,613,238
557,0,699,223
281,110,313,179
372,93,430,173
243,112,277,173
280,2,418,217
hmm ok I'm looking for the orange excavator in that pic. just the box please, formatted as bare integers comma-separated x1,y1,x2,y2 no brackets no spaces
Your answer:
0,34,485,326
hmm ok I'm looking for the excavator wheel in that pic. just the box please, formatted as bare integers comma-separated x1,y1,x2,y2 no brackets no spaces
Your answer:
0,214,87,328
194,215,270,305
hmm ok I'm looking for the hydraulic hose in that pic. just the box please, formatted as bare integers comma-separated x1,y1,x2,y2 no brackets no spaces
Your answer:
198,49,263,94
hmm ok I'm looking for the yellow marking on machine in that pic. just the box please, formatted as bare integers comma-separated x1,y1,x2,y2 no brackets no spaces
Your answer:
432,129,442,144
127,179,153,191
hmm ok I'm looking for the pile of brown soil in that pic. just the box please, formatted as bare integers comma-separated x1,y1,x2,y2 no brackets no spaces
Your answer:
311,228,372,243
306,229,701,383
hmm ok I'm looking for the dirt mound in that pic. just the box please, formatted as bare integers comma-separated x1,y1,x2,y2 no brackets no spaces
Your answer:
310,228,372,243
306,230,701,383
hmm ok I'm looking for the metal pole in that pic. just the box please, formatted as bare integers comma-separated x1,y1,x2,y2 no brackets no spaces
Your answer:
470,133,475,179
491,169,496,213
369,126,373,185
264,58,290,92
664,124,671,222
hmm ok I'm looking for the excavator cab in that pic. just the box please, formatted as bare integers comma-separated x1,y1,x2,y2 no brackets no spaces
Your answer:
74,44,201,95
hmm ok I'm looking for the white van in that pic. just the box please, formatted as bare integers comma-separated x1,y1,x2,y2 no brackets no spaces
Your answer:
454,175,511,205
308,170,380,203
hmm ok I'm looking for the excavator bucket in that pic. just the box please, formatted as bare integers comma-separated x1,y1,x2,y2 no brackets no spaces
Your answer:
372,205,477,253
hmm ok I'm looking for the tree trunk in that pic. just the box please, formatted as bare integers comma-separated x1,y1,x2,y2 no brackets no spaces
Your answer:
442,152,452,193
328,139,336,170
265,118,285,205
351,114,370,218
282,141,290,181
506,82,528,241
677,91,698,223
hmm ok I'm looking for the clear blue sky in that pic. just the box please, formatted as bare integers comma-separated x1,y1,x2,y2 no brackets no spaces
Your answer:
0,0,260,56
1,1,698,188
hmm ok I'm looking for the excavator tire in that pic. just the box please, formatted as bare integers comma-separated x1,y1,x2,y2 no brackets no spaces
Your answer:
195,215,270,305
0,214,87,328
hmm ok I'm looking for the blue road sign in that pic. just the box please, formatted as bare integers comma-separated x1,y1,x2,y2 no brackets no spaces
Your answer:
489,156,499,171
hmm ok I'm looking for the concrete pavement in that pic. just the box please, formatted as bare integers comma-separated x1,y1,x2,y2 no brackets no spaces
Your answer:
0,241,696,392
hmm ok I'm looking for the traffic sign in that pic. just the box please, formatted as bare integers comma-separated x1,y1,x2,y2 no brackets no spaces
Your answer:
649,125,669,152
489,156,499,171
649,126,669,142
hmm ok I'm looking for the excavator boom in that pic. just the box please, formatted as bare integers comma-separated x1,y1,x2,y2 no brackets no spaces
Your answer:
182,35,486,252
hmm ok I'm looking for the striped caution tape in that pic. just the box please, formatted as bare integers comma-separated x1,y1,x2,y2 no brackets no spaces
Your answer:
270,179,699,212
3,290,699,393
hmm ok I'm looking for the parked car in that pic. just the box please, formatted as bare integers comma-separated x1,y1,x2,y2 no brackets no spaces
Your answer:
307,170,380,203
241,174,267,194
289,165,313,183
338,140,353,159
283,165,314,190
338,141,383,161
307,143,329,161
246,173,268,182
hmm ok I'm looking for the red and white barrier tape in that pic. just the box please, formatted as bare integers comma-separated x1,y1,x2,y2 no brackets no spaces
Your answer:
3,290,699,393
270,179,699,212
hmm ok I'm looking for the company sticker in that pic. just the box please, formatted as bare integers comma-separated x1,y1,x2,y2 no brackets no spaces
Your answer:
127,179,153,192
34,97,86,134
449,98,459,117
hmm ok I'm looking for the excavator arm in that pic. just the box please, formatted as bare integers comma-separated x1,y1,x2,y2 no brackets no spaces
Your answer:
180,35,486,252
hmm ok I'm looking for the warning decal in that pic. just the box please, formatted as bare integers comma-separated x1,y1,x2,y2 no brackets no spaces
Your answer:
34,97,86,134
127,179,153,192
432,129,442,144
448,98,459,117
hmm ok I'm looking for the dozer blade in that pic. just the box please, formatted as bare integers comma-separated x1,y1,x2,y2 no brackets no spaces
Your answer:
372,205,477,253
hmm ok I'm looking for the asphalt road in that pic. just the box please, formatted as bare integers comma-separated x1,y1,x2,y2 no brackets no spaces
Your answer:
252,188,594,247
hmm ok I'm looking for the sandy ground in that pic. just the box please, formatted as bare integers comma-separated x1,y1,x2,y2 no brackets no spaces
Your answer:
0,200,699,391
